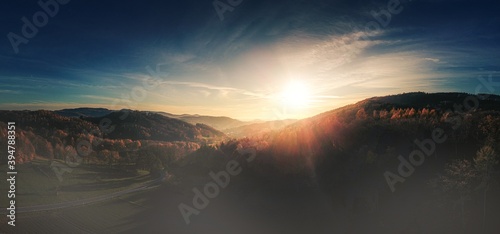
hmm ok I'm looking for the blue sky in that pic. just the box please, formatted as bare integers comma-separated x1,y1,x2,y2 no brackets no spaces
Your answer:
0,0,499,120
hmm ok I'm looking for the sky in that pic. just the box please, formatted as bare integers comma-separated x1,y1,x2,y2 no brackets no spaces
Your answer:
0,0,499,120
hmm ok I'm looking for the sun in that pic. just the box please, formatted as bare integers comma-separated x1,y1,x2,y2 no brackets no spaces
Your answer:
280,80,311,108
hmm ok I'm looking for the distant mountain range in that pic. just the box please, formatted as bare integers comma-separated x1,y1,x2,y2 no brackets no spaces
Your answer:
3,92,500,234
82,110,227,142
155,112,247,130
55,108,297,136
55,108,247,130
224,119,298,138
5,92,500,165
55,108,114,118
0,109,226,143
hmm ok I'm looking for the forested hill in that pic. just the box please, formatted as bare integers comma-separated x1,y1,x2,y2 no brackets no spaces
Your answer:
0,109,226,164
55,108,113,118
260,92,500,171
56,108,249,132
179,92,500,181
313,92,500,121
83,110,226,141
158,113,247,130
178,92,500,233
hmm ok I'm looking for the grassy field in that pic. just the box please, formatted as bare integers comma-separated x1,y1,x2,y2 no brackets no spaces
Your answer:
0,158,153,207
0,190,152,233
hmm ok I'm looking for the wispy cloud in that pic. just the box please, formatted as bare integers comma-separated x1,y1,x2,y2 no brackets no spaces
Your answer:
160,81,267,98
0,102,105,111
424,57,441,63
78,95,122,103
1,0,499,120
0,90,21,94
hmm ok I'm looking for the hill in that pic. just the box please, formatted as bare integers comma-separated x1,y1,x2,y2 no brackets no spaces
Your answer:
2,92,500,233
224,119,297,138
55,108,247,131
156,112,247,130
0,109,226,166
176,92,500,233
258,92,500,177
54,108,295,136
83,110,226,142
55,108,113,118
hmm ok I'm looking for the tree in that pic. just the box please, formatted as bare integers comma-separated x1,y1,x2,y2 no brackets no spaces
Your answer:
98,150,113,166
390,108,402,119
405,108,416,118
473,146,498,232
479,115,500,148
356,109,368,120
379,110,389,119
430,159,478,228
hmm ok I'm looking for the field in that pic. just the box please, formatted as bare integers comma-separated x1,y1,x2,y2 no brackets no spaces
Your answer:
0,190,151,233
0,158,153,207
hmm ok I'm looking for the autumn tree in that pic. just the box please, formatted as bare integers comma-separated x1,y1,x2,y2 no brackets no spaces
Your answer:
473,145,499,232
430,159,478,228
390,108,402,119
479,115,500,148
356,108,368,120
379,110,389,119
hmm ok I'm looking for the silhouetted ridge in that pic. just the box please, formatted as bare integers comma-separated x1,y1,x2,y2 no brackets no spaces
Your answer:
84,110,226,141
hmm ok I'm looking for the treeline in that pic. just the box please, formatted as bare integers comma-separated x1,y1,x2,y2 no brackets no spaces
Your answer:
177,93,500,232
83,110,226,142
210,93,500,233
0,119,201,171
0,110,226,172
181,103,500,179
